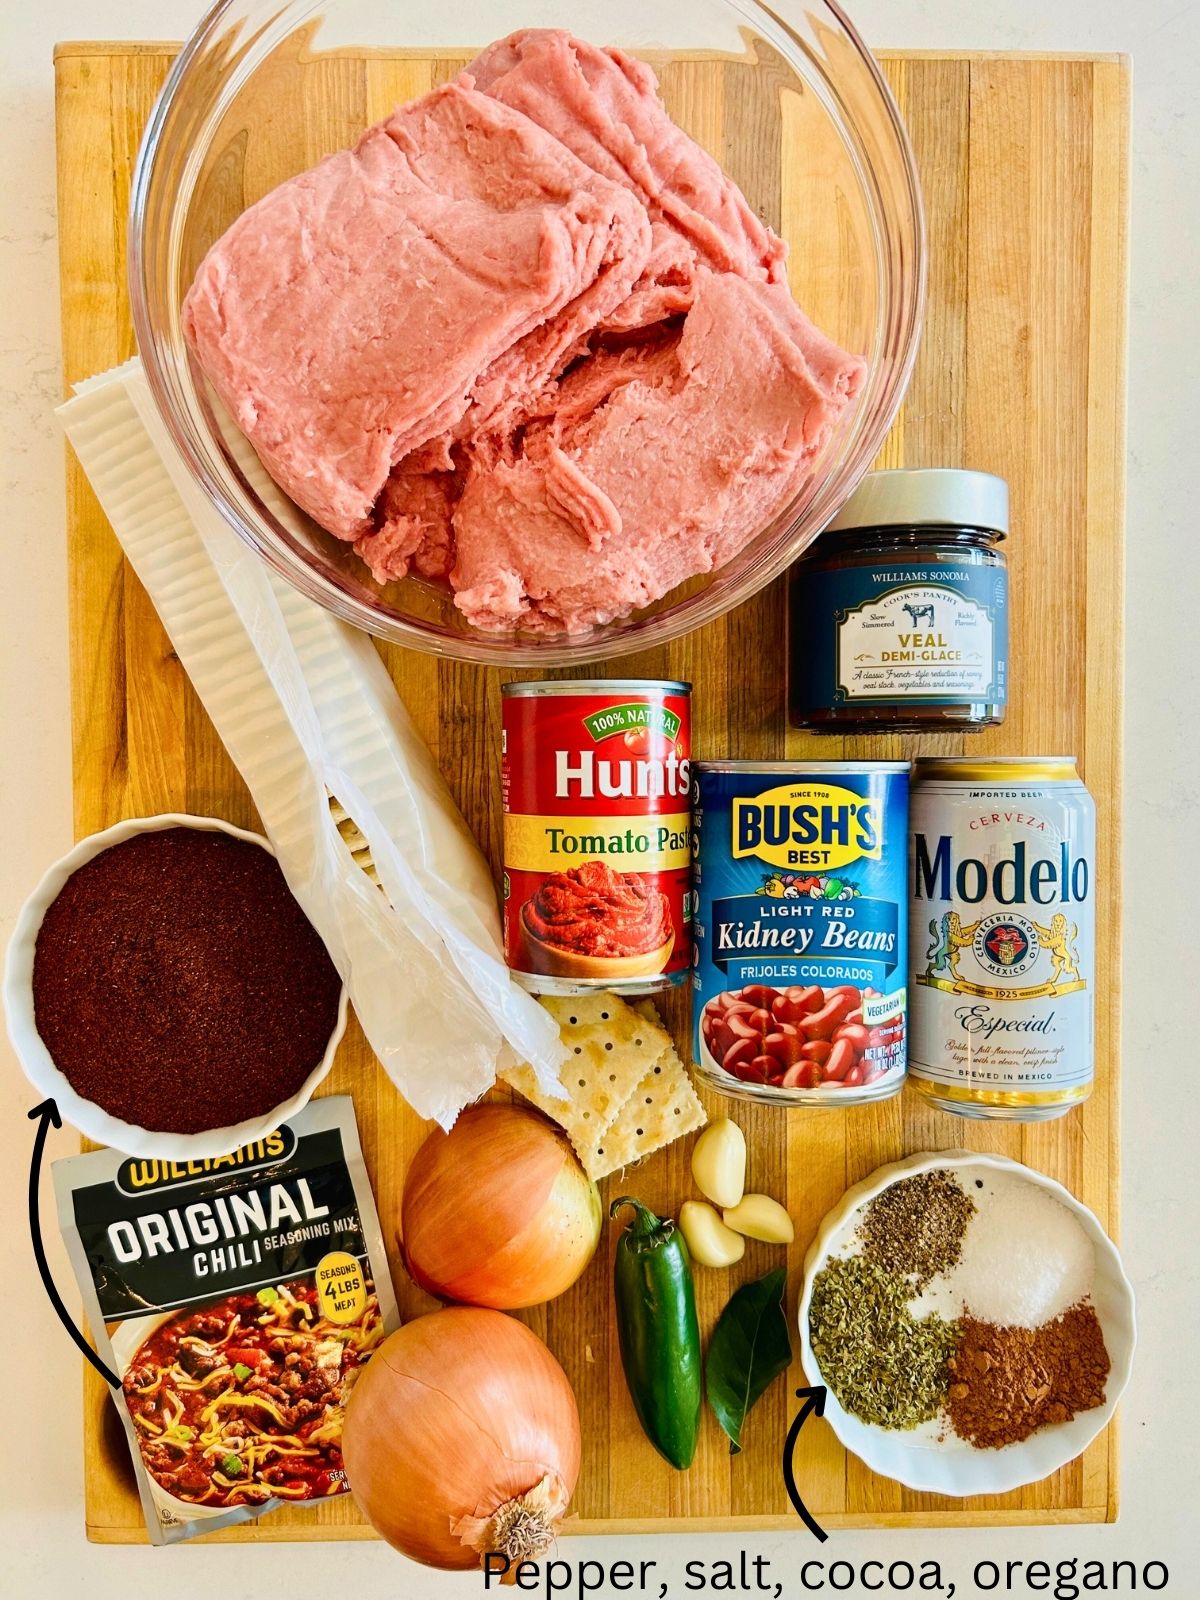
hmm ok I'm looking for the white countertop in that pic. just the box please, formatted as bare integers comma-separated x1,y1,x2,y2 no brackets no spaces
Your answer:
2,0,1196,1592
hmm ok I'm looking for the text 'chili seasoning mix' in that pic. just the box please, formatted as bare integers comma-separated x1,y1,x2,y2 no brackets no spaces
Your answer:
55,1097,398,1543
501,680,692,994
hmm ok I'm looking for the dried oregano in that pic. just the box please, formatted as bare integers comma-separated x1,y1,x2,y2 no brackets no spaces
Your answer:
809,1255,959,1429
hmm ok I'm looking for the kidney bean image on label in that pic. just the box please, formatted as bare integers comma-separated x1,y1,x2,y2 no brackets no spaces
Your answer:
502,681,691,995
692,761,910,1106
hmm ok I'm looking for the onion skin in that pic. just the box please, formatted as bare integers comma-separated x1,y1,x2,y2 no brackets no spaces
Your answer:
402,1104,602,1310
343,1308,581,1571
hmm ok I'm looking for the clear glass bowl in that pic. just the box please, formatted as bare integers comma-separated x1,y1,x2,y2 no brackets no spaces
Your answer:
129,0,925,665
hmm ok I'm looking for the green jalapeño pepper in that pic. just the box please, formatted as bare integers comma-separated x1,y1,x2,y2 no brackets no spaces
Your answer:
610,1196,702,1470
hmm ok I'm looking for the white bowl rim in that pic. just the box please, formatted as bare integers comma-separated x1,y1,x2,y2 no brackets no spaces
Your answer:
3,812,348,1160
797,1148,1136,1496
127,0,927,667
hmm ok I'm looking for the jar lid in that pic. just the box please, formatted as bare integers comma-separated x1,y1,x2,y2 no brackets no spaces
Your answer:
826,469,1009,535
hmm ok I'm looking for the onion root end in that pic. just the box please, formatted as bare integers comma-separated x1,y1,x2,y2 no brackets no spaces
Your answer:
454,1472,569,1575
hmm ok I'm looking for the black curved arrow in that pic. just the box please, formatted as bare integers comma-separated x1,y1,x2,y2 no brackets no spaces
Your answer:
782,1386,829,1541
28,1100,119,1388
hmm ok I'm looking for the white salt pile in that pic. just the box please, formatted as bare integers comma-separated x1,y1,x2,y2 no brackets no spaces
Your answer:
915,1172,1094,1328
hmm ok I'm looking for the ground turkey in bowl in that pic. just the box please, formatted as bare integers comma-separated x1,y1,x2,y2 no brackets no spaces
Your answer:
523,861,672,958
182,29,864,634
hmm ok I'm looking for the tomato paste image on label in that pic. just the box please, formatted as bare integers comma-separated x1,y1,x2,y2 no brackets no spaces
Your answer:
501,681,691,994
692,761,909,1105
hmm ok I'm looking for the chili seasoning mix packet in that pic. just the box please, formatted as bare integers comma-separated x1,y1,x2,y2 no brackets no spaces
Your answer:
54,1096,399,1543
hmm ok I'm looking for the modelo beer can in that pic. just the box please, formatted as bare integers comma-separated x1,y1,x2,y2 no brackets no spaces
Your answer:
501,680,691,995
693,760,910,1106
909,756,1096,1120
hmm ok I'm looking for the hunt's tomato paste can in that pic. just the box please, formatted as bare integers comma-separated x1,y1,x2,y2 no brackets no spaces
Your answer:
501,680,692,994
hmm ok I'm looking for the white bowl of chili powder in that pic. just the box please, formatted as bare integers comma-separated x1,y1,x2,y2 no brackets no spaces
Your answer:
798,1150,1136,1496
5,813,348,1159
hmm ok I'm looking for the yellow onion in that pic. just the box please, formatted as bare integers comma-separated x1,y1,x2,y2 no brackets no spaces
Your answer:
343,1307,581,1570
401,1103,601,1309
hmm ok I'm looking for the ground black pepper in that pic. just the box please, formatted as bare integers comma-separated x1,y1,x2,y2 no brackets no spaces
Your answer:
32,827,342,1134
858,1169,976,1290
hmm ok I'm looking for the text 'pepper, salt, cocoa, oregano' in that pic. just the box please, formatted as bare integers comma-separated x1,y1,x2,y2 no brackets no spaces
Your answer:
946,1304,1111,1448
808,1255,959,1429
857,1169,976,1291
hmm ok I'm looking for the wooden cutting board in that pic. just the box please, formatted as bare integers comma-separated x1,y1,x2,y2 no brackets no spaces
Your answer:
55,40,1127,1540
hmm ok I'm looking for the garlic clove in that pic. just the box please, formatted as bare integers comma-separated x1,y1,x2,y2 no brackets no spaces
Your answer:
679,1200,746,1268
722,1193,795,1245
690,1119,747,1210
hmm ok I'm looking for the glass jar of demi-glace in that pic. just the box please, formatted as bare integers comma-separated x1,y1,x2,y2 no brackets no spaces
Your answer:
789,468,1009,733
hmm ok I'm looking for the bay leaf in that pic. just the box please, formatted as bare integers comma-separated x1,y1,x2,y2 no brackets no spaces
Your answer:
705,1265,792,1454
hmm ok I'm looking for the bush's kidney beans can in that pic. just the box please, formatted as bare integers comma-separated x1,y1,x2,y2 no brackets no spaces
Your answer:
693,761,909,1106
501,680,691,995
909,756,1096,1120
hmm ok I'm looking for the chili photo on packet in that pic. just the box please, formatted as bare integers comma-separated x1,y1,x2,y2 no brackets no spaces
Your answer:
54,1096,398,1543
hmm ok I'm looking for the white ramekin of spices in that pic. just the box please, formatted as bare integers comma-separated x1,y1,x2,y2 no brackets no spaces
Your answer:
798,1149,1135,1496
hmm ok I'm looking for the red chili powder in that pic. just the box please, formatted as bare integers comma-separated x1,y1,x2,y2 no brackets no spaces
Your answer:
32,828,343,1134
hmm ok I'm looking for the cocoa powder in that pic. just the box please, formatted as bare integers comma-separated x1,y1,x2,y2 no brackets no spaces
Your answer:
32,827,343,1134
945,1303,1110,1448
